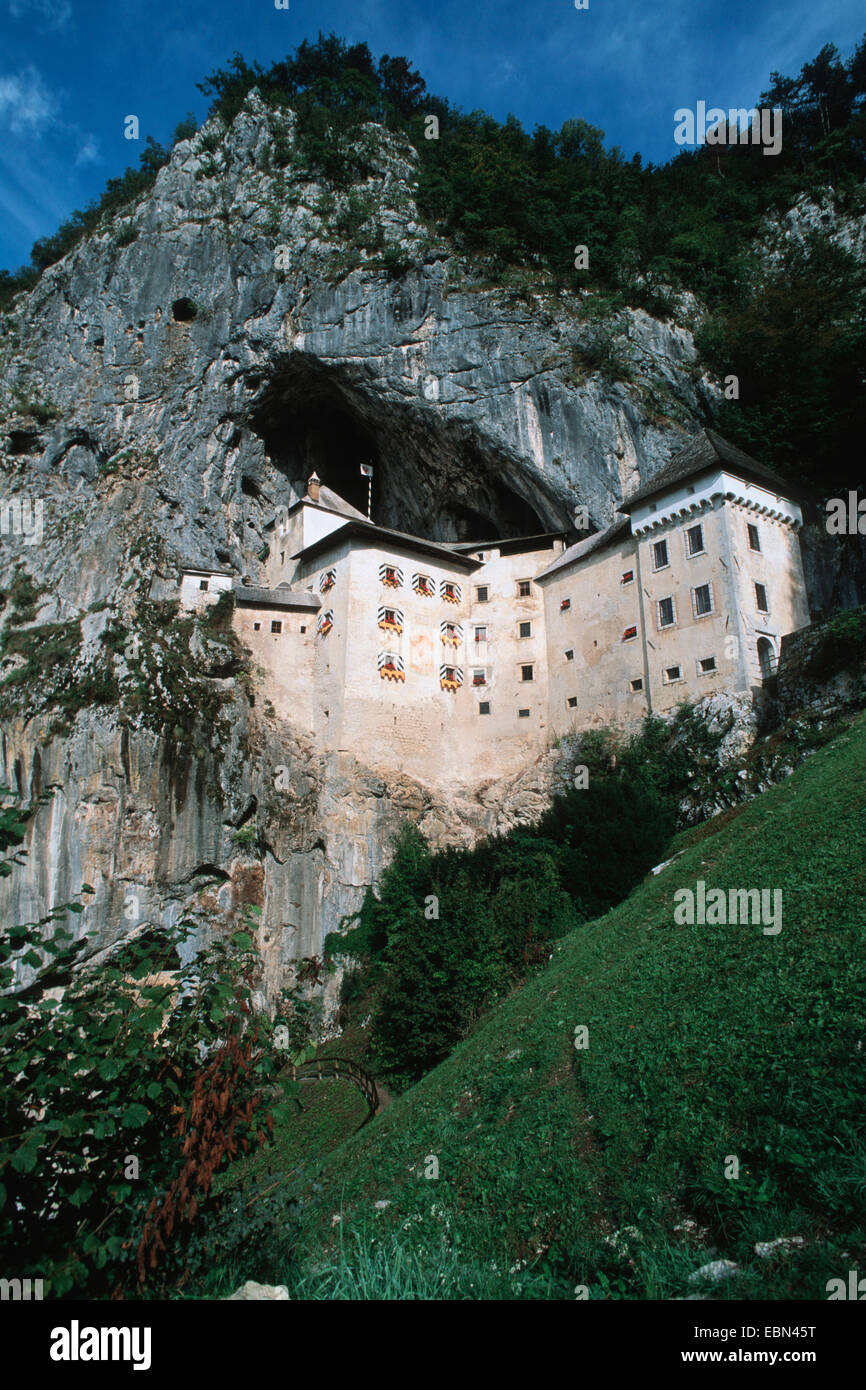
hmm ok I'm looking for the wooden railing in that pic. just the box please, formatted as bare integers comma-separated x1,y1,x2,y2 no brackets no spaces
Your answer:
284,1056,380,1122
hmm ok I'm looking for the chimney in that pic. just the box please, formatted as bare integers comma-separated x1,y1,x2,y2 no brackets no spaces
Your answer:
307,471,321,503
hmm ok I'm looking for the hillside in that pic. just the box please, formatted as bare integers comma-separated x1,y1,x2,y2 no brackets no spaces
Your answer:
240,709,866,1300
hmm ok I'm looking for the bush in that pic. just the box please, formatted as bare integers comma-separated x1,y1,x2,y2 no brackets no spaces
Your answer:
0,793,288,1297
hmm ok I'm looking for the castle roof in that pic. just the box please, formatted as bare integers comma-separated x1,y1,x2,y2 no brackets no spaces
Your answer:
618,429,798,513
449,532,569,556
534,517,631,582
234,584,321,610
293,518,484,570
265,485,368,530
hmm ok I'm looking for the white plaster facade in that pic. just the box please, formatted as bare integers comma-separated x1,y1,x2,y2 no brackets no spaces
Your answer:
179,431,812,790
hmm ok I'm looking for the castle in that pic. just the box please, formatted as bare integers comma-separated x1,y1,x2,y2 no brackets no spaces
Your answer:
180,430,811,788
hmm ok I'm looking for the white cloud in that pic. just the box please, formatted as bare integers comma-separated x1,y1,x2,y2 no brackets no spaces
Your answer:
0,65,57,136
74,134,100,167
8,0,73,32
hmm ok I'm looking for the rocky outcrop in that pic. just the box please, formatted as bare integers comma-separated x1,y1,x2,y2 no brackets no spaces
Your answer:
0,91,861,1007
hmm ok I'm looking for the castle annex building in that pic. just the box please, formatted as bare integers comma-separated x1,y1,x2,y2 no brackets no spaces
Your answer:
181,431,810,788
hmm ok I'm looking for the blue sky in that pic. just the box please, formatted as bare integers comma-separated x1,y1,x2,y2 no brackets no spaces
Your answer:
0,0,862,272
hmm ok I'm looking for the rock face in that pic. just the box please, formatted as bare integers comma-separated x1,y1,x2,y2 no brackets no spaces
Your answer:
0,92,861,1008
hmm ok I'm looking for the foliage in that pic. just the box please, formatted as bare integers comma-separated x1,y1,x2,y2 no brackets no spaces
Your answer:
330,737,676,1084
287,710,866,1301
801,605,866,678
0,832,283,1297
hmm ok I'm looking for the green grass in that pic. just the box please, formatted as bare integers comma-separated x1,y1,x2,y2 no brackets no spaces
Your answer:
216,710,866,1300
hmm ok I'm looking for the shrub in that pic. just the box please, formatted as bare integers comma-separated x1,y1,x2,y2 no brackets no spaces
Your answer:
0,792,286,1297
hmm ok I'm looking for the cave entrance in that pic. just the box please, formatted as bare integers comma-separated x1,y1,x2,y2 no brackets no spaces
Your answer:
246,355,551,543
248,358,378,520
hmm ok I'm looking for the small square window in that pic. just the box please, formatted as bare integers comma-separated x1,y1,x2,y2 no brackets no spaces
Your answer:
685,523,705,556
478,701,491,715
253,622,261,631
693,583,713,617
755,582,769,613
472,670,487,686
565,649,574,661
300,625,306,634
657,597,675,629
474,625,488,642
664,664,682,683
518,708,530,718
747,523,761,552
560,598,571,612
271,620,282,634
622,625,638,642
699,656,717,674
621,570,634,585
520,664,534,682
567,695,578,709
519,621,532,638
199,578,209,591
517,579,531,597
630,678,643,692
476,585,489,602
652,539,669,570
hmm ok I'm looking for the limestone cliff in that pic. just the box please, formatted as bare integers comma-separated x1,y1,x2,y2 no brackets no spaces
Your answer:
0,91,855,1009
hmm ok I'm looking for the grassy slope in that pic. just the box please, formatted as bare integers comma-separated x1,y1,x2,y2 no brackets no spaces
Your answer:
278,711,866,1299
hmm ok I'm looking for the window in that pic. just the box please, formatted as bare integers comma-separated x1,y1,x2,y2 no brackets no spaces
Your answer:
271,620,282,634
253,622,261,631
652,539,669,570
317,610,334,636
413,573,434,597
560,598,571,612
380,564,403,589
747,523,761,552
699,656,717,674
517,579,531,597
520,664,534,682
621,570,634,585
379,652,406,682
300,625,306,634
692,583,713,617
622,625,638,642
472,669,487,687
567,696,578,709
519,621,532,638
685,523,705,556
755,582,769,613
476,585,489,602
441,580,461,604
199,579,209,591
664,665,682,684
518,708,530,718
379,607,404,634
565,649,574,661
657,596,675,629
630,678,643,692
441,621,462,646
478,701,491,715
473,625,488,643
320,568,336,593
440,664,463,690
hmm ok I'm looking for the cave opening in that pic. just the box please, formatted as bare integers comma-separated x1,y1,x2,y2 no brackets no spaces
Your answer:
246,356,551,543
